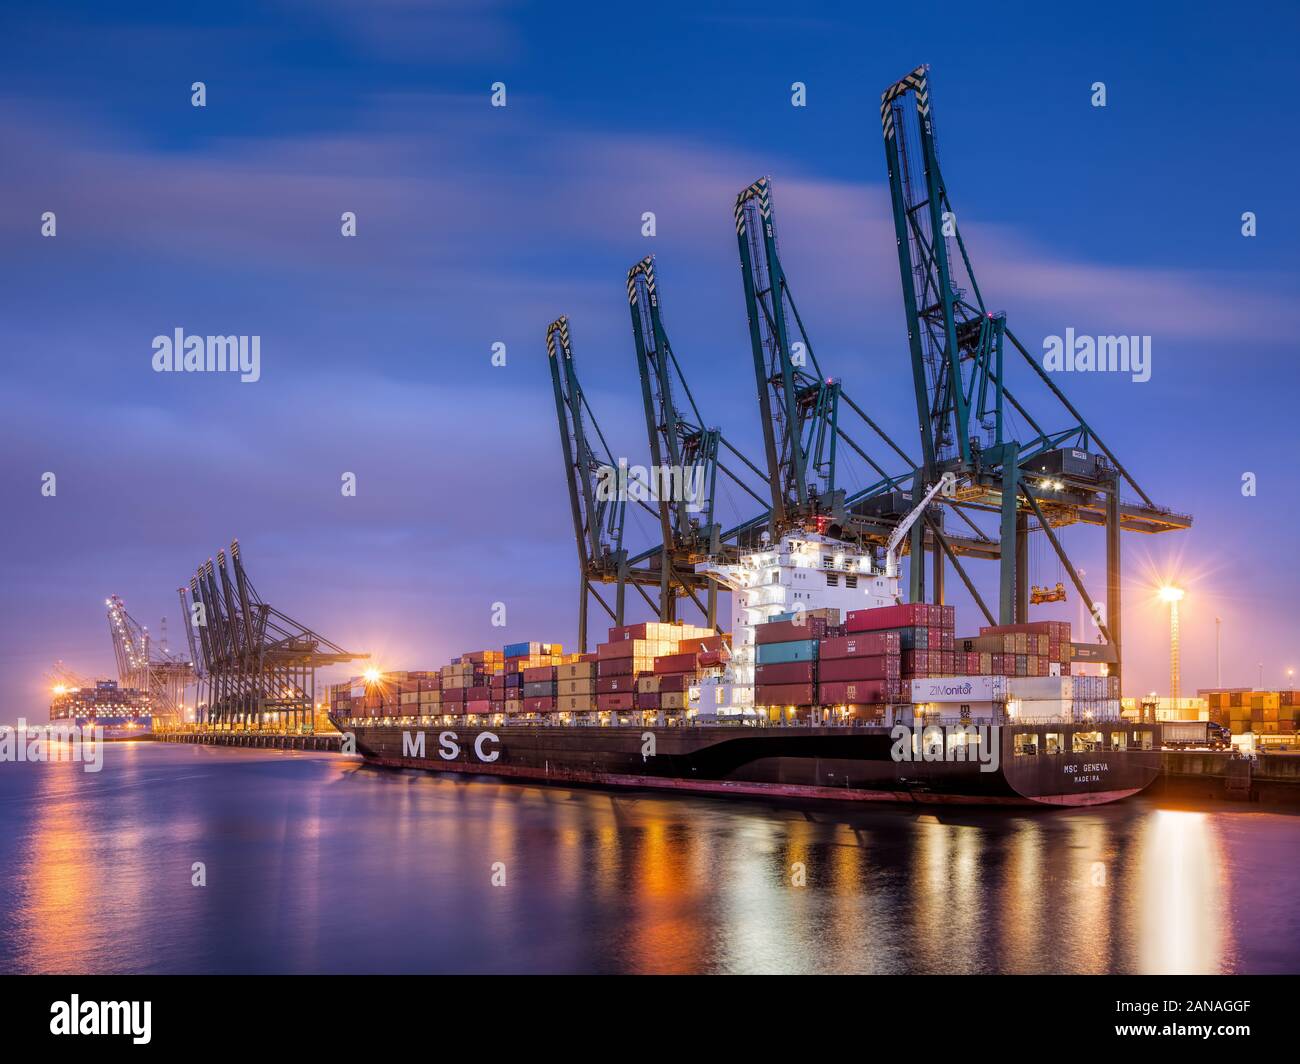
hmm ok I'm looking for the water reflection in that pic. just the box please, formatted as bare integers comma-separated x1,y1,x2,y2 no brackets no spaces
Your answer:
1139,811,1224,974
0,744,1287,973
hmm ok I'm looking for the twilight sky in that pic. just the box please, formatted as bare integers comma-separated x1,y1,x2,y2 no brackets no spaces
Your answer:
2,0,1298,721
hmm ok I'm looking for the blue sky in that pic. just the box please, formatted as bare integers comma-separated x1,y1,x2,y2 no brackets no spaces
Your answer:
2,0,1298,719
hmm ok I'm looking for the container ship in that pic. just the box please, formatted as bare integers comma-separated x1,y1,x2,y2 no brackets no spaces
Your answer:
335,526,1159,807
49,679,153,739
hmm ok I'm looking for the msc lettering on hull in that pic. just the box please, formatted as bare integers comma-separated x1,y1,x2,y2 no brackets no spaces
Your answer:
401,730,500,763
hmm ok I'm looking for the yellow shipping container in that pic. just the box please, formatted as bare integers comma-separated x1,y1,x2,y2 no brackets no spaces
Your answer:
558,662,597,681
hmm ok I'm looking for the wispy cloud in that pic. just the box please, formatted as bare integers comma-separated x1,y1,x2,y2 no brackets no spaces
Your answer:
5,94,1292,351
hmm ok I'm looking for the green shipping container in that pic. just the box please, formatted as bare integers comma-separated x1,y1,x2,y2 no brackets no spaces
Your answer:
755,639,820,665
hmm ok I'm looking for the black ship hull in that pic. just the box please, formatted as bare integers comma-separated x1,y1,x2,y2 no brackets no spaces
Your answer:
344,721,1160,807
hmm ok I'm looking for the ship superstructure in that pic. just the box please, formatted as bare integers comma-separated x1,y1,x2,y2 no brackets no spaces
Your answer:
694,531,899,718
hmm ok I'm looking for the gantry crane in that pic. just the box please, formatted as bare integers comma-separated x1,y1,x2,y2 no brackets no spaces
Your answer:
106,594,195,721
733,176,989,561
548,315,705,651
46,661,93,694
880,64,1191,680
185,539,364,731
733,177,844,528
625,256,771,629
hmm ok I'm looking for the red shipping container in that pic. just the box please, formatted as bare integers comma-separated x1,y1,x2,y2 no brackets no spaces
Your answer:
466,699,492,714
597,692,634,712
846,603,929,632
465,685,491,700
818,655,899,682
653,652,699,674
605,623,651,642
754,682,815,705
597,657,634,677
755,661,816,685
819,632,901,659
818,679,897,704
596,676,635,694
901,650,932,674
596,640,636,660
634,692,660,709
679,635,728,654
522,665,557,682
755,618,828,645
658,673,689,693
523,697,555,713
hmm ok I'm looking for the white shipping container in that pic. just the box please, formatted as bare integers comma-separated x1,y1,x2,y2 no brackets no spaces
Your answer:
1009,677,1072,701
1012,697,1074,722
912,700,1000,721
911,675,1006,703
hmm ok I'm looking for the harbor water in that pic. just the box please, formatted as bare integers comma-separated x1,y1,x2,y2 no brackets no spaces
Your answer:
1,742,1296,974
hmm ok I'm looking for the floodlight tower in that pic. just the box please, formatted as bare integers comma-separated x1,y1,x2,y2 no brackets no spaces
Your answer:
1158,585,1185,705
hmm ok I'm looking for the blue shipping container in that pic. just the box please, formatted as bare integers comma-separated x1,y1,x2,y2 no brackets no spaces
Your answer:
754,639,819,665
503,642,538,658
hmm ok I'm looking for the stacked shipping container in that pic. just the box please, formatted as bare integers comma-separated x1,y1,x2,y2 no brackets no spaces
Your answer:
596,622,713,715
325,607,1106,725
959,620,1074,678
1204,689,1299,737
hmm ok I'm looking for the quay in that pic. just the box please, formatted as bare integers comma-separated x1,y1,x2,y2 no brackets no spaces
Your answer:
1151,749,1300,805
155,729,345,752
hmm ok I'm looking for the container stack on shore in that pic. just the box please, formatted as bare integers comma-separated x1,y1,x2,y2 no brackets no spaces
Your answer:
1204,689,1299,739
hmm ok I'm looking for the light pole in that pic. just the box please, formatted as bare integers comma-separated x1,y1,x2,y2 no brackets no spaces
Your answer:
1159,586,1185,707
1206,613,1216,686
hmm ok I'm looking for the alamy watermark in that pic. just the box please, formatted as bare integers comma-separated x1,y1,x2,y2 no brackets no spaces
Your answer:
1042,328,1150,383
890,723,1001,773
50,995,150,1044
595,460,706,513
0,720,104,772
151,328,261,382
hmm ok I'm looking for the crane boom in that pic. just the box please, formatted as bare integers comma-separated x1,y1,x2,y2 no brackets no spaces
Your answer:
884,479,950,577
734,177,840,529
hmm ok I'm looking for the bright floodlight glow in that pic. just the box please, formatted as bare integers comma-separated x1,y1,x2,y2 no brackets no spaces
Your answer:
1158,585,1185,603
363,667,382,683
52,685,66,695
